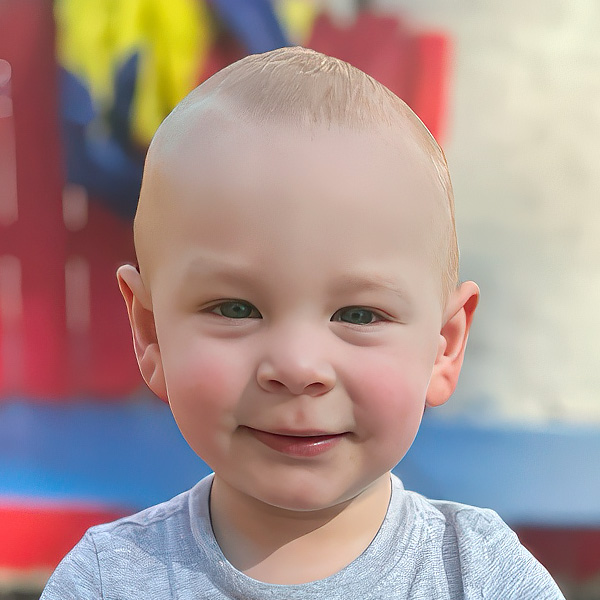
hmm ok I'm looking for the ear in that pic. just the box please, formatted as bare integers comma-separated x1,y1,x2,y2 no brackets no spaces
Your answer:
426,281,479,407
117,264,168,402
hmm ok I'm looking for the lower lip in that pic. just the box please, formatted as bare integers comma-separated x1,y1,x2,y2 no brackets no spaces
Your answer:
248,428,344,458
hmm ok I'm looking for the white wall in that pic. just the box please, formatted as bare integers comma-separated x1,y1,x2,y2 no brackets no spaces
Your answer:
374,0,600,424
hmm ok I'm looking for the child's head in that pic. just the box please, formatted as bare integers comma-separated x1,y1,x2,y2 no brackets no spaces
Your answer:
118,47,478,513
134,46,458,301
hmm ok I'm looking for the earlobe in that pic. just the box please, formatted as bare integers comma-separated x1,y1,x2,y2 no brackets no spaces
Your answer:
117,265,168,402
426,281,479,408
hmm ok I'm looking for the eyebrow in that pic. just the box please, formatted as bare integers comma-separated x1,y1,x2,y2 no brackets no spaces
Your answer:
181,257,258,286
180,258,409,302
330,274,409,301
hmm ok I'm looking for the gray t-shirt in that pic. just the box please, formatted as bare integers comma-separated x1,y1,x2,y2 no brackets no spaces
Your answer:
41,474,564,599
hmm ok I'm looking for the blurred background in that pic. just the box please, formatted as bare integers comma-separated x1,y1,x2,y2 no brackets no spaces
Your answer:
1,0,599,598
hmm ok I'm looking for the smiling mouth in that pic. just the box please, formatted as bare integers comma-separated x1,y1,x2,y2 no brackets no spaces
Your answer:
246,427,345,458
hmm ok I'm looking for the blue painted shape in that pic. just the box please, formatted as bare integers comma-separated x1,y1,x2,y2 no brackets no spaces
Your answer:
397,416,600,526
60,67,144,219
210,0,289,54
1,400,599,526
0,400,208,509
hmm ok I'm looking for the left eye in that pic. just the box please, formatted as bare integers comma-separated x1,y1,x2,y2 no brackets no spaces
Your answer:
209,301,261,319
331,307,382,325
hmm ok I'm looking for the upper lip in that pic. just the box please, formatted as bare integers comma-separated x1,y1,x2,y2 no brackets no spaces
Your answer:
247,427,344,437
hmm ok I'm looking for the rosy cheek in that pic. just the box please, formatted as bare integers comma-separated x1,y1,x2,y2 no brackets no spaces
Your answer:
168,340,225,389
348,356,428,431
164,346,242,460
164,345,242,424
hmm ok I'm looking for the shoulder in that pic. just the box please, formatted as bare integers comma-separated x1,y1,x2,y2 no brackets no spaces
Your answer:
403,489,519,553
396,482,510,543
401,489,565,599
41,478,211,600
87,484,195,549
423,494,514,542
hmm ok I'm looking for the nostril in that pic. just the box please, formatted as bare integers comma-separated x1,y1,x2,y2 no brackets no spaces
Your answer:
264,379,287,393
304,382,329,397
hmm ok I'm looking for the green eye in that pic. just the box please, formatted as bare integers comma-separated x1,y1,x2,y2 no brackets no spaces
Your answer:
212,301,260,319
333,307,379,325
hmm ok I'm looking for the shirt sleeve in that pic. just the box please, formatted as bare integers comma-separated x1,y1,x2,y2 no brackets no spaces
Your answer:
40,531,103,600
457,508,566,600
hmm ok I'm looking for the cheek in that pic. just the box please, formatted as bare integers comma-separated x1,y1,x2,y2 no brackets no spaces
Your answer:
347,346,434,446
166,346,232,405
160,340,249,451
355,363,427,420
355,368,426,467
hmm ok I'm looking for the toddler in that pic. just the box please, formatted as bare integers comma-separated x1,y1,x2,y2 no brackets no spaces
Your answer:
41,46,564,599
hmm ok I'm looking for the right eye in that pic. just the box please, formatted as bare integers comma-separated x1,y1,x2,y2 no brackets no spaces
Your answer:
208,300,262,319
331,306,387,325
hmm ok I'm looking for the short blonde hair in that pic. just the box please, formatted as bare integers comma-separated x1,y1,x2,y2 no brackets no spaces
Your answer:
143,46,459,298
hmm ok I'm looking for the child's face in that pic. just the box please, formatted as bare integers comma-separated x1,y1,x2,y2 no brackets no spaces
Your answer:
128,119,466,512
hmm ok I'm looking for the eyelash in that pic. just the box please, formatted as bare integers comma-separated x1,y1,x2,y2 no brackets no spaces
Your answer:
205,301,388,325
207,300,262,319
331,306,387,325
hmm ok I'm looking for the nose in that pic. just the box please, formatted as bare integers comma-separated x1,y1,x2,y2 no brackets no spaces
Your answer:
256,326,336,397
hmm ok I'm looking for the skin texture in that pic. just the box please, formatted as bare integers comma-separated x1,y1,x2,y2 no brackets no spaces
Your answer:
118,113,478,583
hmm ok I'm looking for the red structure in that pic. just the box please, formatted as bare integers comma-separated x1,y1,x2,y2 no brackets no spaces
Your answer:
0,0,139,399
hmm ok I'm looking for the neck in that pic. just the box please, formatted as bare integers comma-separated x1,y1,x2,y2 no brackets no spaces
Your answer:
209,473,392,584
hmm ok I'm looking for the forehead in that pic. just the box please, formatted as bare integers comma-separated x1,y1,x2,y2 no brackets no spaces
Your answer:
138,114,445,293
148,111,441,215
